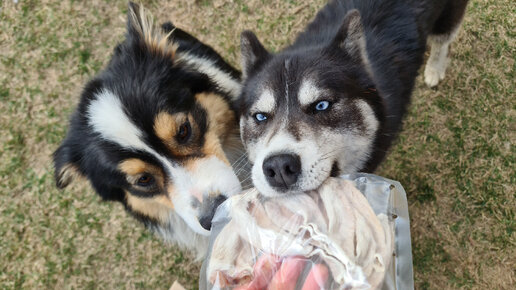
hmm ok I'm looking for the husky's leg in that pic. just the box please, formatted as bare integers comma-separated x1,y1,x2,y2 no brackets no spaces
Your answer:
424,30,457,87
424,0,469,87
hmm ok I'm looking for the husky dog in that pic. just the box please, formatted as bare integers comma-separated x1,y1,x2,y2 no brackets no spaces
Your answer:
53,3,246,258
238,0,469,197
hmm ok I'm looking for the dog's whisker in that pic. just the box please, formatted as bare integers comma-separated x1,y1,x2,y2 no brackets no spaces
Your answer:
230,153,247,168
234,159,251,173
233,156,249,168
232,156,250,171
237,175,254,185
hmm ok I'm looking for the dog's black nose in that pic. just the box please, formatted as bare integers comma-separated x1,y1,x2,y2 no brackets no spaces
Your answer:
199,215,213,231
262,154,301,190
199,195,227,230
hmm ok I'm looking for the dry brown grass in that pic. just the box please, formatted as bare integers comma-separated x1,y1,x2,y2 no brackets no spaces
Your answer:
0,0,514,289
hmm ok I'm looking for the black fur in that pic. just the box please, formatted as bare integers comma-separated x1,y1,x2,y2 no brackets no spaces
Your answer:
53,4,241,237
240,0,469,172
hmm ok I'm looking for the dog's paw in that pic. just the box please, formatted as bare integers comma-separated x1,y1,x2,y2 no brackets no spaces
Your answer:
424,62,446,88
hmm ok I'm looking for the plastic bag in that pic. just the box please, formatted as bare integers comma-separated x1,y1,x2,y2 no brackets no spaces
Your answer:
200,174,414,290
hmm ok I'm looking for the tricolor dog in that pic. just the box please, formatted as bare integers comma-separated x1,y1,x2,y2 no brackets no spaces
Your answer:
238,0,469,197
53,3,246,258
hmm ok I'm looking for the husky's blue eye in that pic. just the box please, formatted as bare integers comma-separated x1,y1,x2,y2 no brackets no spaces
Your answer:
254,113,268,122
315,100,330,111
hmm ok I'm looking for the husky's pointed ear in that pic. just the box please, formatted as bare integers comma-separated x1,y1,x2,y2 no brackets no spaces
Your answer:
240,30,270,80
333,10,369,60
53,140,83,189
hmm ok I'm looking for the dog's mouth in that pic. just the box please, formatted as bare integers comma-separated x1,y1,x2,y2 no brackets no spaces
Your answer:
330,161,340,177
306,161,339,193
198,195,228,231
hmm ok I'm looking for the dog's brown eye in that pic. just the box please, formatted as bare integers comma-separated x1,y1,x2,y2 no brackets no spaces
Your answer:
177,121,191,143
137,174,154,187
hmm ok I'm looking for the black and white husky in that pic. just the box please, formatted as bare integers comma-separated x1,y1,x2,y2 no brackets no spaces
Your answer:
238,0,469,197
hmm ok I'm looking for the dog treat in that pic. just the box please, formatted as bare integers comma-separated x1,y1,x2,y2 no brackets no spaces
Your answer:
206,178,394,289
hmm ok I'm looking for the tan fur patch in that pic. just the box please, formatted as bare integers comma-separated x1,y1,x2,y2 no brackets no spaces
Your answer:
154,112,182,142
118,158,165,189
128,4,177,58
153,112,200,157
195,93,236,165
202,131,230,165
195,93,235,137
56,163,83,188
119,158,147,175
125,191,174,223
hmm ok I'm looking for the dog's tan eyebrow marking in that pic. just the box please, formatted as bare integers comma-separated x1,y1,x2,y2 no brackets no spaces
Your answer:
154,112,181,142
195,93,234,165
298,78,324,106
118,158,165,188
119,158,149,175
154,112,201,157
195,93,235,138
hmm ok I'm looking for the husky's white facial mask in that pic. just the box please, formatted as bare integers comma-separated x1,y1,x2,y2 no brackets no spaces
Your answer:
238,11,383,197
240,78,379,197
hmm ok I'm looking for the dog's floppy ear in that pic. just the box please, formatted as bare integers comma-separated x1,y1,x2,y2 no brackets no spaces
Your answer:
126,1,154,42
127,2,143,39
333,10,370,63
161,21,176,34
53,139,84,189
240,30,270,80
126,2,177,57
54,137,125,202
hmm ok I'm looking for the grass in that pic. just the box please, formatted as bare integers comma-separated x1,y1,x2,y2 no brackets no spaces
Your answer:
0,0,514,289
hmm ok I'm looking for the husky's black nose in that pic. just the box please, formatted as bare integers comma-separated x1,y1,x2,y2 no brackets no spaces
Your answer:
199,195,227,230
262,154,301,190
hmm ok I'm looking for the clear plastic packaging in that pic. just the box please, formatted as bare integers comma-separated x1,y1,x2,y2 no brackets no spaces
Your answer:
200,174,414,290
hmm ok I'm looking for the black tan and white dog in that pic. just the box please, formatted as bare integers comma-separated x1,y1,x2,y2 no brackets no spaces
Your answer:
53,3,246,258
238,0,469,197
